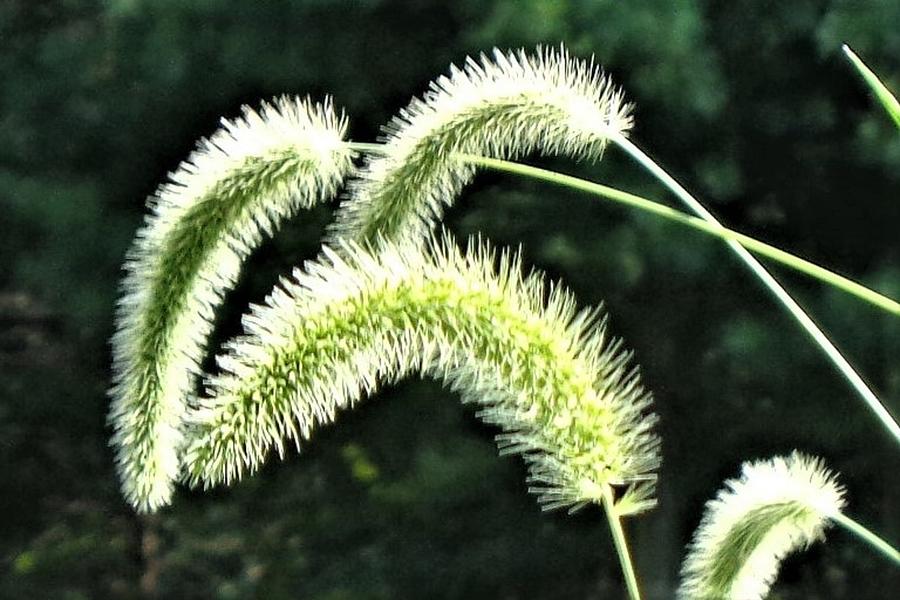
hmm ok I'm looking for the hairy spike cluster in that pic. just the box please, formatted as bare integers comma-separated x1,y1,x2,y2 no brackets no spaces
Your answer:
678,452,846,600
329,45,633,248
109,96,354,512
184,235,659,515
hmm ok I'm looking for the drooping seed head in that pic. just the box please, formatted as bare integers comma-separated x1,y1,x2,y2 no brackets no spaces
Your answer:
329,45,633,248
678,452,846,600
184,234,659,515
109,96,353,512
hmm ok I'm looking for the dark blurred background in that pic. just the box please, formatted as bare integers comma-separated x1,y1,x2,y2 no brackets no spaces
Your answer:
1,1,898,598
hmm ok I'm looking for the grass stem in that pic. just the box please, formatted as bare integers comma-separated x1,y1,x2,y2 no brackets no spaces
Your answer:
601,485,642,600
456,154,900,317
843,45,900,129
830,511,900,567
610,134,900,446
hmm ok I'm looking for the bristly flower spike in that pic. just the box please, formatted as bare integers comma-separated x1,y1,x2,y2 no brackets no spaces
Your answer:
329,45,632,248
109,96,354,512
184,234,660,516
678,452,846,600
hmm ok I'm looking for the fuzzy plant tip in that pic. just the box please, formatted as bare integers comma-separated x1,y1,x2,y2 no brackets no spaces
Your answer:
108,95,354,512
183,233,659,515
678,452,846,600
330,45,633,249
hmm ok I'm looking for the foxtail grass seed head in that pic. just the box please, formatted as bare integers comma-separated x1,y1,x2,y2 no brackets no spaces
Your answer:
329,45,633,248
109,96,353,512
678,452,846,600
184,234,659,515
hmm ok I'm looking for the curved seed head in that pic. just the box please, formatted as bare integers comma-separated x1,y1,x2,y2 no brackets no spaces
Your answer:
329,45,633,248
109,96,353,512
678,452,846,600
184,234,659,515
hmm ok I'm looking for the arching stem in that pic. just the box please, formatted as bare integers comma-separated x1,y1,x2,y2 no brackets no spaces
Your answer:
451,154,899,317
344,142,900,316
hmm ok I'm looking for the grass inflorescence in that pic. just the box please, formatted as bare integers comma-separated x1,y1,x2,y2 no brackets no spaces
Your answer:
185,236,660,515
108,45,899,600
109,97,353,512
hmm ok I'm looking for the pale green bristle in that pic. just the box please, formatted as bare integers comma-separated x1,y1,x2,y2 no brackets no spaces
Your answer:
109,96,354,512
184,234,659,515
329,45,633,249
678,452,846,600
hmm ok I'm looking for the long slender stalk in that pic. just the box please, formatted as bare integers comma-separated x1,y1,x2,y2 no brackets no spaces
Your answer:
452,153,900,317
601,485,642,600
347,142,899,316
829,511,900,567
610,134,900,446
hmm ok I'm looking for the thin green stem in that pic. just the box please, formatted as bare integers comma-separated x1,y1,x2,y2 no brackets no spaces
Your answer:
843,45,900,130
608,134,900,446
455,154,900,317
601,485,642,600
346,142,900,316
830,511,900,567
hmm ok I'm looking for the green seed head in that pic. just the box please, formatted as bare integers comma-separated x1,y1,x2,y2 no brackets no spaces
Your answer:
185,235,659,514
330,46,632,249
109,96,353,512
678,452,846,600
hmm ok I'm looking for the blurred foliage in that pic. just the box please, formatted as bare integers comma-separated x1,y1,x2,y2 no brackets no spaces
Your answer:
1,1,898,598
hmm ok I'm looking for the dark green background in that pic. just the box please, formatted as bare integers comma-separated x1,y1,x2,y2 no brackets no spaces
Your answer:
1,1,898,598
